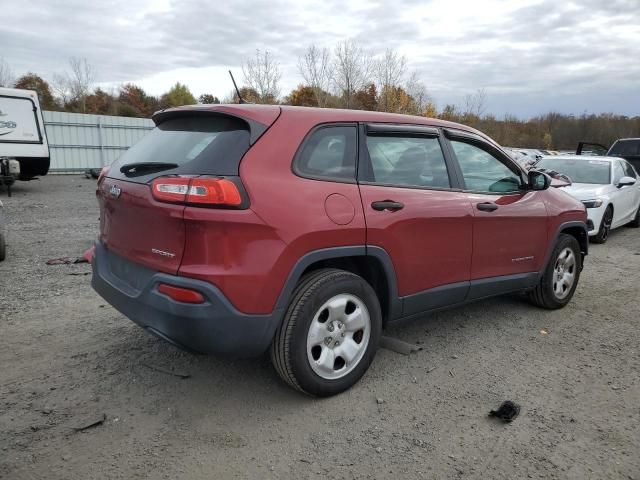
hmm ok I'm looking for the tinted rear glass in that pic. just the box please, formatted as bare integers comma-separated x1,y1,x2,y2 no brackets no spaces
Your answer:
108,115,251,182
536,158,610,184
609,139,640,156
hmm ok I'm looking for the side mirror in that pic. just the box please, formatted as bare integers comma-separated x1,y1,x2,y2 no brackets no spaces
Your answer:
617,176,636,188
528,170,550,191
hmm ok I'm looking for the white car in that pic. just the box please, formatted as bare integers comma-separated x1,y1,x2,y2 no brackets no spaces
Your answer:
536,155,640,243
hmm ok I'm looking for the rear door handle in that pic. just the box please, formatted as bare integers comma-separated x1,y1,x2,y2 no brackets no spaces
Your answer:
476,202,499,212
371,200,405,211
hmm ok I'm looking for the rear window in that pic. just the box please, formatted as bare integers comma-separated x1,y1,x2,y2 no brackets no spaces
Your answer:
609,139,640,157
108,115,251,182
536,158,610,184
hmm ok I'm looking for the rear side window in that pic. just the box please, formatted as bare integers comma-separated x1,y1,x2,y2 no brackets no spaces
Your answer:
294,125,357,181
365,135,450,188
109,115,251,182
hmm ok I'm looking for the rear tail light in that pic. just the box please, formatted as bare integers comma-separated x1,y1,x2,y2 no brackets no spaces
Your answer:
151,176,244,207
158,283,205,304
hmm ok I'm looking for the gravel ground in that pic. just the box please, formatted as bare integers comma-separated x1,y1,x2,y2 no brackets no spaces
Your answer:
1,175,639,480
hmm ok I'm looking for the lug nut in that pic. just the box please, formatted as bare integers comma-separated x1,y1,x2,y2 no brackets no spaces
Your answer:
328,324,334,332
341,332,345,337
334,341,340,347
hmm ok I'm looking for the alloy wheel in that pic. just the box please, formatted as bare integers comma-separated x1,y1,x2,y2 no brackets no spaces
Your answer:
553,247,576,300
306,294,371,380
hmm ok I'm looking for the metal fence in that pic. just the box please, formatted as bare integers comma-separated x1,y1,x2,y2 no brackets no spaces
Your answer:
43,111,154,172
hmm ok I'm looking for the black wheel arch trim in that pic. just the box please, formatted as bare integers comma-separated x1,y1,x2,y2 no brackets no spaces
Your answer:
273,245,401,322
540,221,588,278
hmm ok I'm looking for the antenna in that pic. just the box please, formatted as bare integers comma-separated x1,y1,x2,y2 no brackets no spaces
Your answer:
228,70,246,104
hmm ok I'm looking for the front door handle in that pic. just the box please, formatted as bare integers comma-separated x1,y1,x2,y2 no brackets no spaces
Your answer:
371,200,405,211
476,202,499,212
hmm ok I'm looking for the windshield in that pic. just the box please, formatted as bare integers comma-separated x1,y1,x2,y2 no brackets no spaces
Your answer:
609,139,640,157
108,115,251,183
536,158,611,184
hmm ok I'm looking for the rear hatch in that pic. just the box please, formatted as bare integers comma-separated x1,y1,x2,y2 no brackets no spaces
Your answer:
97,106,279,274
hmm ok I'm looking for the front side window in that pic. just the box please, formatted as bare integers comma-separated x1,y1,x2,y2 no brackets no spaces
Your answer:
365,135,450,188
295,125,357,181
450,140,522,193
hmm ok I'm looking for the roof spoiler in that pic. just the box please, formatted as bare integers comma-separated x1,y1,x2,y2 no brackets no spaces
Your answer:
151,108,269,145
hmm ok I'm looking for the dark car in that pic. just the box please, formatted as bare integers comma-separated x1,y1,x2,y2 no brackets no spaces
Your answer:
90,104,588,396
577,138,640,171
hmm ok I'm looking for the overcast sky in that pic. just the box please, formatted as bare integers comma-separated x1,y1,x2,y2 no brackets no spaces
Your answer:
2,0,639,118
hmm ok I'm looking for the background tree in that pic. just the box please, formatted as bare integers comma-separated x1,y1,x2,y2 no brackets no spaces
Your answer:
287,85,319,107
13,73,58,110
52,57,95,113
0,57,14,87
85,88,117,115
405,72,433,116
242,49,281,103
119,83,158,117
353,84,378,111
375,49,407,112
333,40,371,108
199,94,220,104
462,88,487,123
160,82,196,108
298,45,332,107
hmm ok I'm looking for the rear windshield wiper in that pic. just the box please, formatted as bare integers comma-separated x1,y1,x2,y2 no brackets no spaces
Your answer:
119,162,179,176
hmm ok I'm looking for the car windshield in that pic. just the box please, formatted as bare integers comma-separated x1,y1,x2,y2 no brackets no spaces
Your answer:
609,139,640,156
536,158,611,184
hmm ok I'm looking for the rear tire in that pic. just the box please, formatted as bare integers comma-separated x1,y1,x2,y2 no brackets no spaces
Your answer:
528,234,581,309
271,268,382,397
592,206,613,244
628,204,640,228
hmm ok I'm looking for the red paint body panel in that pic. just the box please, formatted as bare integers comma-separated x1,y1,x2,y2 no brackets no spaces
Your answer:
359,185,473,296
97,180,186,274
467,191,549,278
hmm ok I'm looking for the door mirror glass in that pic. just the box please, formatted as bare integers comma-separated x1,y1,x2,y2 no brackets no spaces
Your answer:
617,176,636,188
528,170,550,191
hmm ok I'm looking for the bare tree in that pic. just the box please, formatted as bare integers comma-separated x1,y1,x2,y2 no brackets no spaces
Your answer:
0,57,14,87
52,57,95,112
375,49,407,111
405,71,433,115
297,45,331,107
242,49,282,103
463,88,487,118
333,40,371,108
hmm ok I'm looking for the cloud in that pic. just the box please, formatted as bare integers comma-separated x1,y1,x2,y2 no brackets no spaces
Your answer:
1,0,639,117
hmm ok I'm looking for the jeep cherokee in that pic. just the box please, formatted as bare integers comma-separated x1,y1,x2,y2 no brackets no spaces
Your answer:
91,104,588,396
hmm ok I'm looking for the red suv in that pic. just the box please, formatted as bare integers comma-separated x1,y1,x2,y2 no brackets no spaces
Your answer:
91,105,588,396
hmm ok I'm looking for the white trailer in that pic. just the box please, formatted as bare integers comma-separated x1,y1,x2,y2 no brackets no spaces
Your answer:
0,87,50,188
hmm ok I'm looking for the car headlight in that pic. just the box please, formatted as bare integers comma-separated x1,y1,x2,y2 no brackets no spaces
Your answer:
581,199,604,208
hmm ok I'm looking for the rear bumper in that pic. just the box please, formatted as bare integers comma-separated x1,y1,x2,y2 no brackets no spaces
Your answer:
91,242,283,356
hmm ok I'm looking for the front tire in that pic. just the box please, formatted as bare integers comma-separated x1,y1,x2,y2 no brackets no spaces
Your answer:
592,206,613,244
271,268,382,397
528,234,581,309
